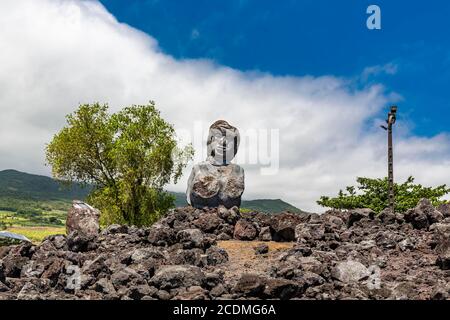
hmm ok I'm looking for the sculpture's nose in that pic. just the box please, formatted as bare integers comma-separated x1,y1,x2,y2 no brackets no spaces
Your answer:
218,136,227,147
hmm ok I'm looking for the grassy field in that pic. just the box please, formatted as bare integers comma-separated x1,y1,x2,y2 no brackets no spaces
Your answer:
6,226,66,243
0,208,67,244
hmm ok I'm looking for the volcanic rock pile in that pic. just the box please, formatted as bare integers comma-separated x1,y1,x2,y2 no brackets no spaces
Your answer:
1,198,450,300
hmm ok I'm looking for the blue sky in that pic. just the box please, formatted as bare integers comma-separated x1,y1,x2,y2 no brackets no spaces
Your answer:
99,0,450,137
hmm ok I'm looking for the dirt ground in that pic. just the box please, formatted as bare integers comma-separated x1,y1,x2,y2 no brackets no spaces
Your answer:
217,240,294,285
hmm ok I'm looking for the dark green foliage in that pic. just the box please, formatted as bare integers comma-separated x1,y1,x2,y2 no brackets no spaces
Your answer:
317,176,450,213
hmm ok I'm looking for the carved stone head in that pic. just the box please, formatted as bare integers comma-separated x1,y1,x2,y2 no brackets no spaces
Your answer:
207,120,240,165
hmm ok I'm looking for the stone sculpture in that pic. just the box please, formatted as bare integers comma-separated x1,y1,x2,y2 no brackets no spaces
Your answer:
187,120,245,208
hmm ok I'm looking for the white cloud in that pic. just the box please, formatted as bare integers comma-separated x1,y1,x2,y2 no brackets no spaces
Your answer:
1,0,449,211
361,62,398,81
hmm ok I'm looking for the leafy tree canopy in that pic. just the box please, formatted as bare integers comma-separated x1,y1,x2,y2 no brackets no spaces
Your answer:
317,176,450,213
46,102,193,226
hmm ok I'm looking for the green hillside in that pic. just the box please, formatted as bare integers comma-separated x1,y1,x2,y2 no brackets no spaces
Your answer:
0,169,90,201
0,169,302,214
173,192,303,214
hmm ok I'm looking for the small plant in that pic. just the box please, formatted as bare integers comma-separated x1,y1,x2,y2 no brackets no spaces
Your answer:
317,176,450,213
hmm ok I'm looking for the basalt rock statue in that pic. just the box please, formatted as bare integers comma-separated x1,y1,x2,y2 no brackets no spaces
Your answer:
187,120,245,209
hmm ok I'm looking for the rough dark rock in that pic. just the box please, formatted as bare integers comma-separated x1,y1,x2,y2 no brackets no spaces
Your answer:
264,278,300,300
432,223,450,270
1,199,450,300
437,202,450,218
205,247,228,265
232,273,266,297
270,212,306,241
194,214,223,233
176,229,204,249
258,226,272,241
378,208,397,225
233,219,257,240
0,261,5,283
348,208,375,227
150,265,205,290
254,243,269,255
147,225,176,247
67,231,97,252
217,206,240,225
404,198,444,229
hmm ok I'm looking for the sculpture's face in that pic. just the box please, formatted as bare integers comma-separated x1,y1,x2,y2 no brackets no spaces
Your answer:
207,127,239,165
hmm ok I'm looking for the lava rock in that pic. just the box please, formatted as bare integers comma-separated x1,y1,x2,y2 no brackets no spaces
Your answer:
258,226,272,241
150,265,205,290
147,225,176,246
348,208,375,227
205,246,228,265
432,223,450,270
176,229,204,249
263,278,300,300
232,273,266,297
254,243,269,255
437,202,450,218
233,219,257,240
270,212,305,241
67,230,97,252
217,206,240,225
194,213,223,233
404,198,444,229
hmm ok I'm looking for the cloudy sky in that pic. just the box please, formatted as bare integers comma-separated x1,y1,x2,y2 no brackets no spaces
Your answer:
1,0,450,212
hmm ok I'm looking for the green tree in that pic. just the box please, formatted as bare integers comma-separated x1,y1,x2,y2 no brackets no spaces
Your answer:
46,102,193,226
317,176,450,213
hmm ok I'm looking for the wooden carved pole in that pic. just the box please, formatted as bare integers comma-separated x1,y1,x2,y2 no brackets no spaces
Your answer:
381,106,397,212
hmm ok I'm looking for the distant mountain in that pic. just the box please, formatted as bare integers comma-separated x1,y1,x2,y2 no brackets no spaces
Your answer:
0,169,90,201
0,169,303,213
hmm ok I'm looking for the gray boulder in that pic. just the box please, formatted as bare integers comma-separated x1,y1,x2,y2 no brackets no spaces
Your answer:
331,260,369,284
150,265,205,290
66,201,100,236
